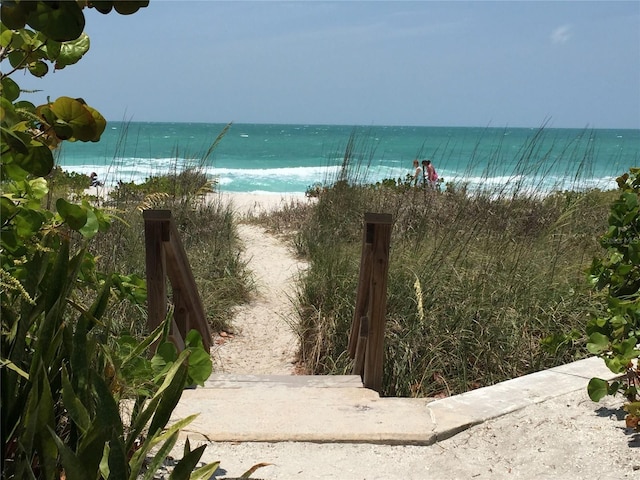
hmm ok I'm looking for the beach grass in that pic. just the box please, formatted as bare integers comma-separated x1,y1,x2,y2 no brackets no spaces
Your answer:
286,133,617,397
48,156,253,338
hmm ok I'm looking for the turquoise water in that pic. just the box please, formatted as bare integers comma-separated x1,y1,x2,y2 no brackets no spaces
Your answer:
56,122,639,194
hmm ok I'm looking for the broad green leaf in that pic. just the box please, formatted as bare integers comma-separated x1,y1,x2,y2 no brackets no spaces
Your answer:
26,0,85,42
186,345,212,387
14,143,54,177
28,59,48,77
86,105,107,141
0,2,30,30
586,332,609,354
604,356,627,374
152,342,179,375
616,337,638,357
0,195,17,221
79,206,100,238
56,198,88,231
623,192,638,209
90,1,115,14
28,176,49,199
0,23,15,47
49,96,97,142
1,76,20,102
14,208,45,239
114,1,150,15
14,99,37,114
56,33,90,69
587,377,609,402
41,34,62,60
53,120,74,140
1,126,30,155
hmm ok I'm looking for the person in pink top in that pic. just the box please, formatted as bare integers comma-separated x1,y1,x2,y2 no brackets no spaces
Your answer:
422,160,438,189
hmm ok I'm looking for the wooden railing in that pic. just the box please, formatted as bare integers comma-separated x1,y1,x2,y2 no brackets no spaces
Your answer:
348,213,392,392
143,209,212,352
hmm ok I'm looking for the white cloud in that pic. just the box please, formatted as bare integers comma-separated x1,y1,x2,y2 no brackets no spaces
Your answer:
551,24,573,44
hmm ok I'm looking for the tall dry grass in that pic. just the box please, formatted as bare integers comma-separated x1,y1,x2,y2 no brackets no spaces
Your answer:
292,130,616,397
47,124,252,337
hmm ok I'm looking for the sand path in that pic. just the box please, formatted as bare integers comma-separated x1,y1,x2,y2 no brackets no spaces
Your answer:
211,223,305,374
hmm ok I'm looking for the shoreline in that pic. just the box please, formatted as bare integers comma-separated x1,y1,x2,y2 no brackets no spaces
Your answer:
213,191,314,216
84,187,314,215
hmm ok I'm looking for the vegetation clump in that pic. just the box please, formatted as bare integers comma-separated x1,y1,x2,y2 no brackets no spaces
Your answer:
0,3,252,478
587,168,640,430
290,137,617,398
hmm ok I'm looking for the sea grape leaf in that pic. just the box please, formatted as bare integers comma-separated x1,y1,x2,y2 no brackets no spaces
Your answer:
1,76,20,101
0,196,17,220
85,105,107,142
56,33,90,69
0,26,13,47
78,207,100,239
0,1,30,30
113,1,150,15
49,96,97,142
13,143,54,177
14,208,45,239
1,127,30,155
587,377,609,402
586,332,609,354
28,59,48,77
56,198,88,231
28,177,49,200
26,1,85,42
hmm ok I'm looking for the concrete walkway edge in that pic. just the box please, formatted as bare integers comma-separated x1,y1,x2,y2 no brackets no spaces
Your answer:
171,356,619,446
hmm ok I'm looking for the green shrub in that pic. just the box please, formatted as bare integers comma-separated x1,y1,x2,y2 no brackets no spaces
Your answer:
587,168,640,430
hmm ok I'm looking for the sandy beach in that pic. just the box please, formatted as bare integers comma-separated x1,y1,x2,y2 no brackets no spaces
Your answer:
214,191,313,216
85,187,313,216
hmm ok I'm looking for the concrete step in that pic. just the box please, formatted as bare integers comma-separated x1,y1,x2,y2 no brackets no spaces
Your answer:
202,374,365,389
171,356,618,445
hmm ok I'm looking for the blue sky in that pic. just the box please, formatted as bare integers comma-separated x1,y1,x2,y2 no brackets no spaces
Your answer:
18,0,640,129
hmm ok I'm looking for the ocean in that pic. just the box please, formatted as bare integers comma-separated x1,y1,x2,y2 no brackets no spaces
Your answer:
56,122,640,195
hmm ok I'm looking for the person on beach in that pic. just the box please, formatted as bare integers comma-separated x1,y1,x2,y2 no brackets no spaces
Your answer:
89,172,102,187
412,159,422,186
423,160,438,189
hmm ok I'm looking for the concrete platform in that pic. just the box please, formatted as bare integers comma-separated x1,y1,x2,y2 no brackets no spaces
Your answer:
171,356,619,446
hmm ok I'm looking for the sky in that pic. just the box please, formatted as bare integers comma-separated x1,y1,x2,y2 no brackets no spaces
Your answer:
15,0,640,129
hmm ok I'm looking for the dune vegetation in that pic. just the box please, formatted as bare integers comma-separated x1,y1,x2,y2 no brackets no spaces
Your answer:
255,134,622,398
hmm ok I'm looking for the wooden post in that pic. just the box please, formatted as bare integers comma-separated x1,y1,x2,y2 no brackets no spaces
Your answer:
143,209,212,352
143,210,170,334
349,213,392,393
351,315,368,376
348,240,373,358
